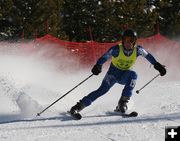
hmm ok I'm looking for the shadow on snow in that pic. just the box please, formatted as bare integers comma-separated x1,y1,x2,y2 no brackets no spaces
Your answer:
0,112,180,128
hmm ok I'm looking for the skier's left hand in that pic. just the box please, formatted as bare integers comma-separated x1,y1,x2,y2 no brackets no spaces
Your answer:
154,62,166,76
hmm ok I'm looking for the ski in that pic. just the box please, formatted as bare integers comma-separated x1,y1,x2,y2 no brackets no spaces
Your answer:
121,111,138,117
111,110,138,118
65,110,137,120
67,111,82,120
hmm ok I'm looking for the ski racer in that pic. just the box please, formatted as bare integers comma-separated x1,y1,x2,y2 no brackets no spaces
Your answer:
69,29,166,115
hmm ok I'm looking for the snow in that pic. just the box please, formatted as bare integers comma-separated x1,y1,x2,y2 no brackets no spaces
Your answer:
0,42,180,141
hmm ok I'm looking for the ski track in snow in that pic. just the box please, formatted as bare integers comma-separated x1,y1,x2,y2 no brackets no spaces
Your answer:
0,42,180,141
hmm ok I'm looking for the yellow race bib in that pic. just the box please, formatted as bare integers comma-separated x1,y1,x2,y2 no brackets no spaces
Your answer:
112,44,137,70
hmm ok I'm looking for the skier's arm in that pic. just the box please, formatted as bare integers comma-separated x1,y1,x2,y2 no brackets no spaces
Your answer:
137,45,166,76
91,45,119,75
137,45,157,65
96,45,119,65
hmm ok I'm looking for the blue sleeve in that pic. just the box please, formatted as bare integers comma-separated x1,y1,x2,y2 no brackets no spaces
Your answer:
96,45,119,65
145,53,157,65
137,45,157,65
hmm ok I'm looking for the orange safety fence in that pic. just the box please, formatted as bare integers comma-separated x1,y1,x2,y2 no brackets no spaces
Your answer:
28,33,179,68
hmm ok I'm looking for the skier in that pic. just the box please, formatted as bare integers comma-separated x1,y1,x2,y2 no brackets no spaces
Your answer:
69,29,166,116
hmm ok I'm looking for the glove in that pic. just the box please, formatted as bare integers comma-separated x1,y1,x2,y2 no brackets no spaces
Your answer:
91,64,102,75
154,62,166,76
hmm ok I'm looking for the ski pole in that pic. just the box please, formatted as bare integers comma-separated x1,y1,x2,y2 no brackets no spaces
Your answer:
36,74,94,116
136,73,160,94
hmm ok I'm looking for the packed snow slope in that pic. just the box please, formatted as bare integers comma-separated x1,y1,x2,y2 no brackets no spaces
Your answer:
0,42,180,141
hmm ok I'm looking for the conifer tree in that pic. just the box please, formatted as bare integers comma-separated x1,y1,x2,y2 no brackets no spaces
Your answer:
0,0,14,39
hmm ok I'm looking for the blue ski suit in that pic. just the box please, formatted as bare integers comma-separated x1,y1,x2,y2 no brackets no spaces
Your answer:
81,44,157,107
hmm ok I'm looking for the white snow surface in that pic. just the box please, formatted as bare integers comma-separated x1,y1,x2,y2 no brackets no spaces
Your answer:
0,42,180,141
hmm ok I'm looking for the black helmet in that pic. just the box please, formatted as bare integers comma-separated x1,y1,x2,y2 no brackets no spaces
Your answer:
122,29,137,40
122,29,137,45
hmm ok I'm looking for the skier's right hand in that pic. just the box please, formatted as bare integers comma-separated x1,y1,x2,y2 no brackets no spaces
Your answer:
91,64,102,75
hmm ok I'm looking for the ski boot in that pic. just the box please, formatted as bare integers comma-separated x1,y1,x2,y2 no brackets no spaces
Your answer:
70,100,85,114
68,101,85,120
115,96,130,113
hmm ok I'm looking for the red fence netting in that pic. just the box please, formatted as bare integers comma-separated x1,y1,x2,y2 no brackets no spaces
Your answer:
29,34,179,68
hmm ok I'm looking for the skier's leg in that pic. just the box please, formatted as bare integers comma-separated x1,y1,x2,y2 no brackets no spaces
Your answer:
121,70,137,97
70,74,116,114
116,70,137,113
